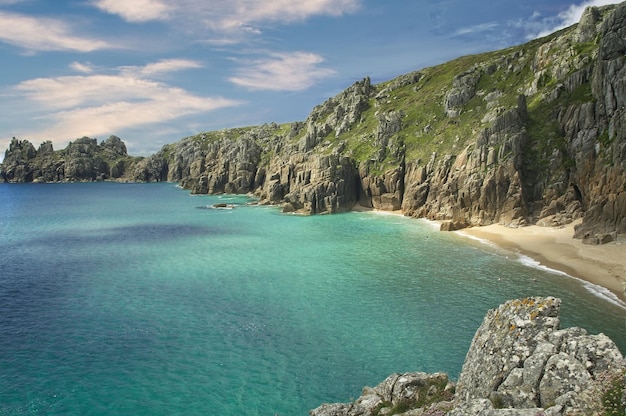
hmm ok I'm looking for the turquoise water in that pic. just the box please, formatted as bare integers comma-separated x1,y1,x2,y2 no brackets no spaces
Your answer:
0,182,624,415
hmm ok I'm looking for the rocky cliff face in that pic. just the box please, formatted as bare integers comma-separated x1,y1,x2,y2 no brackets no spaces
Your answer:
2,3,626,240
136,2,625,239
310,297,626,416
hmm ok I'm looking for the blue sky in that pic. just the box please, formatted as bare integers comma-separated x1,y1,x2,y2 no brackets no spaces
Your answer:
0,0,619,159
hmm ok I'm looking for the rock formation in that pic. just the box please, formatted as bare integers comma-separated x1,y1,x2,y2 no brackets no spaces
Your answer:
0,136,138,182
2,2,626,241
309,297,626,416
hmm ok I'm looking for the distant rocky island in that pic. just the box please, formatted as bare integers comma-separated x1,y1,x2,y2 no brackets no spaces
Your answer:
309,297,626,416
1,135,134,183
2,3,625,247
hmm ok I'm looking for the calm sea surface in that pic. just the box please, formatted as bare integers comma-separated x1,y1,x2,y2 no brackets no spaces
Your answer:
1,182,624,415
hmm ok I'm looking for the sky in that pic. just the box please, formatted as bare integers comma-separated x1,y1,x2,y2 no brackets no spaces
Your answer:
0,0,620,159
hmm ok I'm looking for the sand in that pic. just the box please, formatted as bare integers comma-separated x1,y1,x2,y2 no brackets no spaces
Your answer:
457,220,626,304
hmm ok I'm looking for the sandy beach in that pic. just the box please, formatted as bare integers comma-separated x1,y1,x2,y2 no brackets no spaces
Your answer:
457,220,626,305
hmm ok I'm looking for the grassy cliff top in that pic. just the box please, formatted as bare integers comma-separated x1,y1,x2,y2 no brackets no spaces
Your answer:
169,6,609,170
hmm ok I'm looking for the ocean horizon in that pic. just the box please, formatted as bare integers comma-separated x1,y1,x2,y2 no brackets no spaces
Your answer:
1,182,624,415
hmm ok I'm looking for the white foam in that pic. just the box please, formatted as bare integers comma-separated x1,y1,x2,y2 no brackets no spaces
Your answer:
581,280,626,309
456,231,626,310
516,254,569,276
515,253,626,310
456,231,499,249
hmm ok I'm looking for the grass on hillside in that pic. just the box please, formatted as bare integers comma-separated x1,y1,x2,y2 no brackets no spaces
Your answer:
160,19,600,180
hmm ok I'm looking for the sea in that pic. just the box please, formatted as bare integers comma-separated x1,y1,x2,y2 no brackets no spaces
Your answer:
1,182,624,416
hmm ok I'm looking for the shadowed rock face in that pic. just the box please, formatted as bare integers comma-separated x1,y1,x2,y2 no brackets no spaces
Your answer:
309,297,626,416
2,4,626,239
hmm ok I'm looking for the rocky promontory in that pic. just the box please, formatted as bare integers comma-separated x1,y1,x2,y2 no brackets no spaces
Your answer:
3,2,626,243
0,135,140,183
310,297,625,416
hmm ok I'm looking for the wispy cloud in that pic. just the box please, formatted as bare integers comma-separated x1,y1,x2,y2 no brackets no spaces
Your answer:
228,51,336,91
0,11,111,52
122,59,205,77
516,0,618,40
453,22,499,37
4,60,242,146
70,61,96,74
92,0,360,34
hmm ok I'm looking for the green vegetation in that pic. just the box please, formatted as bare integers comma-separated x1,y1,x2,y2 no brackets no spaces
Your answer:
154,15,598,183
601,370,626,416
322,42,544,167
185,126,258,150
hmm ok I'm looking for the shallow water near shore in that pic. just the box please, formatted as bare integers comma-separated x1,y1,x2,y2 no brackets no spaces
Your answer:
1,182,624,415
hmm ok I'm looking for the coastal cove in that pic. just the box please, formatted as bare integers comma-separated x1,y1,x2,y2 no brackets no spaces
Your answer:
0,182,624,415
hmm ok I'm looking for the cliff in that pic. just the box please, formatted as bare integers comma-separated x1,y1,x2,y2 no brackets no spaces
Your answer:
309,297,626,416
3,2,626,241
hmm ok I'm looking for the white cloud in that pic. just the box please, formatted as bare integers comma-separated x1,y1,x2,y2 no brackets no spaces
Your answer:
228,51,335,91
44,95,237,141
70,61,95,74
5,60,242,146
0,11,111,52
91,0,171,22
522,0,618,39
92,0,360,33
212,0,360,30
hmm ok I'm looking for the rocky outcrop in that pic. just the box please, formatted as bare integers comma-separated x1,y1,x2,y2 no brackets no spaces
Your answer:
454,297,625,414
311,372,454,416
1,136,138,183
310,297,626,416
445,66,482,118
1,138,38,182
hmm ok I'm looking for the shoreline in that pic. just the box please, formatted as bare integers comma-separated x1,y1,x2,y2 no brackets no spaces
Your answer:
353,204,626,306
455,220,626,306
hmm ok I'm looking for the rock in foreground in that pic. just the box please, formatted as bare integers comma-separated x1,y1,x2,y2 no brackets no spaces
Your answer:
310,297,625,416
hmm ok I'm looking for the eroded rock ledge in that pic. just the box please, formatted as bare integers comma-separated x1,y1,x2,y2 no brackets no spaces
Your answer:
310,297,625,416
